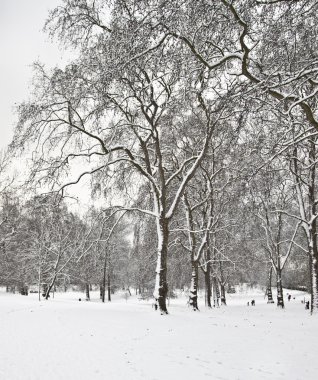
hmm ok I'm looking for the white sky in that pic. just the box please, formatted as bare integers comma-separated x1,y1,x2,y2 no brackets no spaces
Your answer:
0,1,119,212
0,0,92,210
0,0,67,150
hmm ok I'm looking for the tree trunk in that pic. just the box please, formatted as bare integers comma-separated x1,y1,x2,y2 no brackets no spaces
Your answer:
107,270,111,302
19,285,28,296
45,275,56,299
308,139,318,313
189,260,199,310
311,254,318,313
204,268,212,308
85,283,90,301
38,249,42,301
38,263,42,301
204,247,212,308
38,267,41,301
212,276,220,307
101,249,108,303
107,248,112,301
306,230,318,313
293,143,318,313
153,216,169,314
267,265,274,304
220,282,226,305
276,266,284,308
42,283,48,297
219,261,226,305
100,283,104,300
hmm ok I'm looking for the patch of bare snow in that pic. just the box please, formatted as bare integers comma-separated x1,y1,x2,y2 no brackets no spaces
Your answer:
0,288,317,380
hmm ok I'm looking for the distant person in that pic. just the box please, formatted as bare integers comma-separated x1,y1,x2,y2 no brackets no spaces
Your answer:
288,294,291,301
305,301,310,310
251,299,255,306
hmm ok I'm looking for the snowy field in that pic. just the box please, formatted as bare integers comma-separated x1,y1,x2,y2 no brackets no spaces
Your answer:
0,288,317,380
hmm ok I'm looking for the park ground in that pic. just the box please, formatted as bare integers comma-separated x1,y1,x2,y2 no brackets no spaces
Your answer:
0,287,317,380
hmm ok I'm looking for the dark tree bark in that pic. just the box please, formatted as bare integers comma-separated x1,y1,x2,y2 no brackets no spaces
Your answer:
200,244,212,308
189,260,199,310
45,275,57,299
85,283,90,301
219,261,226,305
292,143,318,313
42,283,48,297
267,266,274,304
276,260,284,308
204,265,212,308
101,248,108,303
220,282,227,306
308,140,318,312
107,270,111,302
19,285,28,296
99,283,103,299
154,216,169,314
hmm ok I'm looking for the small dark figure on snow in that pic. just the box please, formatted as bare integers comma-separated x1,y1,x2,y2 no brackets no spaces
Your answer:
305,301,310,310
79,298,81,301
251,299,255,306
288,294,291,301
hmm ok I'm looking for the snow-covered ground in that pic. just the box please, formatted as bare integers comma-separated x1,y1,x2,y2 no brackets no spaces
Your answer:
0,287,317,380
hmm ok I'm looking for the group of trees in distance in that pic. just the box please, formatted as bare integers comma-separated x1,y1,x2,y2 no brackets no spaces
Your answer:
0,0,317,314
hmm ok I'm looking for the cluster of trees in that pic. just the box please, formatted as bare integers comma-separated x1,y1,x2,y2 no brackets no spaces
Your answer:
0,193,131,300
1,0,317,314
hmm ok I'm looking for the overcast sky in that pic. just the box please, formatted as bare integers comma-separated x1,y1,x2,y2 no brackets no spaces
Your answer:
0,1,107,211
0,0,68,150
